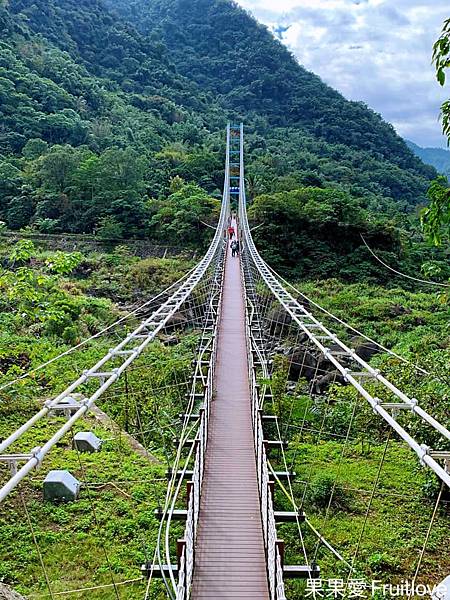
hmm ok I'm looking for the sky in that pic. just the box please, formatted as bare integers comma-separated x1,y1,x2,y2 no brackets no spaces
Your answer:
237,0,449,148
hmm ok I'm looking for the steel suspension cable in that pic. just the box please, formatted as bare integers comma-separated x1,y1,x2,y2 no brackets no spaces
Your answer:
347,429,391,579
69,430,122,600
408,483,445,600
20,491,56,600
360,234,450,288
312,397,359,565
0,265,197,394
29,578,144,598
264,262,436,379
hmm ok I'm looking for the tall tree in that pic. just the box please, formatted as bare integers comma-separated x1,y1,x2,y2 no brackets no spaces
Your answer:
424,19,450,246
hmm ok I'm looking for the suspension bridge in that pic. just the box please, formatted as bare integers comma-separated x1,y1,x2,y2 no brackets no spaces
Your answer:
0,124,449,599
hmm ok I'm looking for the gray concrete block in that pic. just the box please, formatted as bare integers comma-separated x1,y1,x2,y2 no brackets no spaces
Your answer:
43,470,80,502
73,431,102,453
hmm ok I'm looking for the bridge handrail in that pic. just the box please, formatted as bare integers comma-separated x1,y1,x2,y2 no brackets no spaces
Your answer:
0,128,232,504
241,261,288,600
237,123,450,490
169,247,226,599
155,126,231,599
237,129,287,597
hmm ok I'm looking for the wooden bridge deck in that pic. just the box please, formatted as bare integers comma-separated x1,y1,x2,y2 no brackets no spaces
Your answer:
191,233,270,599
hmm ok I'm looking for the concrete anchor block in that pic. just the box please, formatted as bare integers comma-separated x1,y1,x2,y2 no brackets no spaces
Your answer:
43,470,80,502
73,432,102,453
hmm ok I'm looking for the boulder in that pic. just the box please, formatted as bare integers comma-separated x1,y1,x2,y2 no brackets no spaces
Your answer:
310,371,348,394
0,584,27,600
266,307,291,336
295,297,311,312
165,311,188,331
354,341,381,362
318,342,352,373
162,335,180,346
388,304,411,317
317,354,336,375
287,347,317,381
349,336,381,362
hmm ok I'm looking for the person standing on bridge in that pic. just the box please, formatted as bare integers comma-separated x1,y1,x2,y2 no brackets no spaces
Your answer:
227,225,235,239
231,239,238,257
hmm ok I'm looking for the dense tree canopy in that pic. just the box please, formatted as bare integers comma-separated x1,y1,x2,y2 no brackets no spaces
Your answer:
106,0,435,179
0,0,446,279
426,17,450,247
421,177,450,246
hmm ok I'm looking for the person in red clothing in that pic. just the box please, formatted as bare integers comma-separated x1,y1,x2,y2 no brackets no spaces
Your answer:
227,225,235,239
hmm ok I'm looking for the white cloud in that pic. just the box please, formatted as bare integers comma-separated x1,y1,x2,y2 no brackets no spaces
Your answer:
237,0,449,147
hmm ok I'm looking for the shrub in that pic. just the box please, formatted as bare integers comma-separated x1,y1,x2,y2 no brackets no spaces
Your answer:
9,239,35,263
367,551,399,574
96,216,123,239
45,251,84,275
305,475,352,511
126,257,190,293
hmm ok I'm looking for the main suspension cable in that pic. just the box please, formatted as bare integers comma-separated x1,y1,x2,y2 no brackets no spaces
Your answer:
360,234,450,288
264,262,434,378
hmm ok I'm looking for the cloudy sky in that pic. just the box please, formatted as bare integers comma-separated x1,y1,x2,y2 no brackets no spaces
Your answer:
238,0,449,148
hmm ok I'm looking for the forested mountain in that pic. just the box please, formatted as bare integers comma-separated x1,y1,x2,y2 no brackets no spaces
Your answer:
104,0,416,163
103,0,436,200
0,0,220,153
407,140,450,177
0,0,445,279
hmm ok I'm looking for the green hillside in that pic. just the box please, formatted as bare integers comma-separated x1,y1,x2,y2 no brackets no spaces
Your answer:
106,0,411,161
104,0,436,200
407,139,450,177
0,0,447,281
0,0,205,152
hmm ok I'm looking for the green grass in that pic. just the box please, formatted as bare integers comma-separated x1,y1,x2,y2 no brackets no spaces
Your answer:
297,279,449,353
0,412,170,599
0,238,448,599
0,238,195,599
275,438,450,597
266,277,450,597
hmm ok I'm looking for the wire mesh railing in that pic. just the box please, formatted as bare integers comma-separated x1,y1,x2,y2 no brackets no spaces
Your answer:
236,120,450,597
149,126,231,599
236,123,450,492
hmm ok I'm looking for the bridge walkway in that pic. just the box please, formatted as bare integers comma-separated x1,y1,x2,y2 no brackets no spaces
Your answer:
191,227,269,599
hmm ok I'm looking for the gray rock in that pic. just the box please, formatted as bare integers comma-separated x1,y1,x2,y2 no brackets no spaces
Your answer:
267,308,292,336
0,584,27,600
162,335,180,346
388,304,411,317
310,371,348,394
165,312,188,330
287,347,317,382
353,340,381,362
